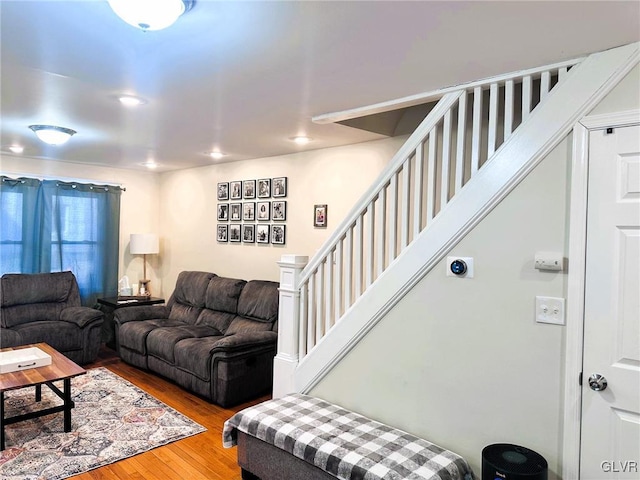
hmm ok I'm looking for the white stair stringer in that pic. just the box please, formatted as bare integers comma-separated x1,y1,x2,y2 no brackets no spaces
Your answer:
293,42,640,394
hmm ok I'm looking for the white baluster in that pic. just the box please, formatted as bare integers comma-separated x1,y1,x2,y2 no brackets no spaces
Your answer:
400,161,411,249
504,80,514,140
376,189,387,277
307,273,315,352
334,240,343,321
387,175,398,264
344,227,353,309
522,75,532,121
487,83,498,157
558,67,568,81
540,70,551,100
471,86,483,174
365,203,374,288
441,109,452,207
299,283,307,359
426,127,437,222
354,215,363,298
273,254,309,398
413,142,424,237
455,93,467,194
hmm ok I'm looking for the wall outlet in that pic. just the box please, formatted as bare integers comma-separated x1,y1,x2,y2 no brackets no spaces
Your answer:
535,296,565,325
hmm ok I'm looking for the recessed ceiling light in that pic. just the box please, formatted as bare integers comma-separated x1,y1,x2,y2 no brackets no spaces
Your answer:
291,136,312,145
118,95,146,107
139,160,158,169
8,145,24,154
209,151,226,160
29,125,77,145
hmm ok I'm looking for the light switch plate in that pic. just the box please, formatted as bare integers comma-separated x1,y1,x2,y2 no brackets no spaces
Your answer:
535,296,565,325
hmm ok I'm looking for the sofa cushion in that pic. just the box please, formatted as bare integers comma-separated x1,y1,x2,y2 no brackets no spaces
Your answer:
170,271,216,309
147,325,222,363
205,277,246,314
119,319,185,354
173,336,224,381
169,303,204,325
12,321,82,351
226,316,277,335
236,280,279,323
196,310,236,333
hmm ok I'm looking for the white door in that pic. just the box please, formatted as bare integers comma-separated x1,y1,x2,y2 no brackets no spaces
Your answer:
581,124,640,479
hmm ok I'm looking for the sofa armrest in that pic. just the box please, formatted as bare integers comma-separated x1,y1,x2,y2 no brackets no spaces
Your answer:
114,305,170,325
60,306,104,328
212,331,277,352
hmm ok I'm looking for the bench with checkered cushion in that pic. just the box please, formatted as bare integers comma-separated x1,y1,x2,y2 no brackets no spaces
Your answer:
223,393,474,480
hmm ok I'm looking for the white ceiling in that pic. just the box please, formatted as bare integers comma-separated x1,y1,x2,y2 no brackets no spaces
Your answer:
1,1,639,172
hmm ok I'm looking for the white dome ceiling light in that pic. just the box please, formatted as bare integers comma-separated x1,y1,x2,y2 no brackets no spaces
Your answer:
28,125,77,146
108,0,195,31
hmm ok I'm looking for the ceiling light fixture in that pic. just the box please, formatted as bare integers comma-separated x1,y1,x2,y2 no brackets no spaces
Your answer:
292,135,311,145
8,145,24,154
118,95,146,107
108,0,194,31
209,151,225,160
29,125,77,146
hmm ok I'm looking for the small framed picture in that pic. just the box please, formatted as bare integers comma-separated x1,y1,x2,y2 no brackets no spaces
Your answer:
242,224,255,243
243,180,256,199
217,224,228,242
256,224,270,244
257,201,271,221
272,177,287,197
230,181,242,200
217,203,229,221
230,203,242,221
217,182,229,201
272,201,286,221
243,202,255,221
314,204,328,227
229,224,241,242
271,224,286,245
257,178,271,198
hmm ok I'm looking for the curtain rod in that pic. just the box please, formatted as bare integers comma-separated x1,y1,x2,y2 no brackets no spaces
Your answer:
0,172,126,191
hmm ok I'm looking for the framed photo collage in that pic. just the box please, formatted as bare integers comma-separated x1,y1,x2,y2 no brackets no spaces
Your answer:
217,177,287,245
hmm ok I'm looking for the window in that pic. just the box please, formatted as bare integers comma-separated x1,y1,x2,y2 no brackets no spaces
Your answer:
0,176,122,305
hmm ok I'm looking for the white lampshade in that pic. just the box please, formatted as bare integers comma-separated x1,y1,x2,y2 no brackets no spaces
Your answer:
29,125,76,146
130,234,159,255
108,0,191,31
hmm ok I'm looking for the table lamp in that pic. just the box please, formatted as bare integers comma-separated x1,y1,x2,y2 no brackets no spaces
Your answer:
130,233,159,296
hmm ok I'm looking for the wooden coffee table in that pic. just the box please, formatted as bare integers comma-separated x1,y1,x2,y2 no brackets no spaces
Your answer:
0,343,86,450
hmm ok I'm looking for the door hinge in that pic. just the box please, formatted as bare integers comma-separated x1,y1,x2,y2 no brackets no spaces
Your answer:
579,372,583,386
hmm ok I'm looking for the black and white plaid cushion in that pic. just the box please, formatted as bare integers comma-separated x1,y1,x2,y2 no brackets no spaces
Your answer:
223,393,474,480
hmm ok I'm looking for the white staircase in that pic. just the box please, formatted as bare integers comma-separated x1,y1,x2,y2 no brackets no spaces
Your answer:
274,42,640,396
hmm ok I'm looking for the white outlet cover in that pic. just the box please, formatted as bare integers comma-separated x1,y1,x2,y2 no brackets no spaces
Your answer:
535,296,565,325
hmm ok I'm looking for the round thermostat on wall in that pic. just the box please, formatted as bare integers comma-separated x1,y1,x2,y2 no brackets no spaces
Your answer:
450,259,467,275
446,256,474,278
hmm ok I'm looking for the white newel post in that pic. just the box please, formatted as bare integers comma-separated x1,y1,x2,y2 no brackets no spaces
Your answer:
273,254,308,398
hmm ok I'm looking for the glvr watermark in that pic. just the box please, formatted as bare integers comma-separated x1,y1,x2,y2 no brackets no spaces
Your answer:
601,461,638,473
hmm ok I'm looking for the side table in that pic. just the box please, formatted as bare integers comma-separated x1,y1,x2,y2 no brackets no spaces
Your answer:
96,296,165,350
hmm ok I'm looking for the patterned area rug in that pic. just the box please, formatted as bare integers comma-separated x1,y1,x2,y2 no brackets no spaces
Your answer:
0,367,206,479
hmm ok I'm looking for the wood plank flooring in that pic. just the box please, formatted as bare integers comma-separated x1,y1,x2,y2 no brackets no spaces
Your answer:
71,347,270,480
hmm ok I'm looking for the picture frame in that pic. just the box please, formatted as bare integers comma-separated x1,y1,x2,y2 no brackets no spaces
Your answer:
257,201,271,221
242,224,255,243
271,224,286,245
272,200,286,221
314,204,328,228
272,177,287,197
217,203,229,221
243,202,255,221
229,224,241,242
243,180,256,199
230,203,242,221
256,224,270,244
229,181,242,200
217,182,229,201
216,224,228,242
257,178,271,198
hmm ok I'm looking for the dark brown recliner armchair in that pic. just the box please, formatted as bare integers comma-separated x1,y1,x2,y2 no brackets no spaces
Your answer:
0,271,104,365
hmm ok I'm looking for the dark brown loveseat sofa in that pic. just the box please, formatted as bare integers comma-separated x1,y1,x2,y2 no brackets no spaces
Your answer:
115,271,279,407
0,271,104,365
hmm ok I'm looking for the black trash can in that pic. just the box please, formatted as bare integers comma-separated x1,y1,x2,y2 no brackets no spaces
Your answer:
482,443,548,480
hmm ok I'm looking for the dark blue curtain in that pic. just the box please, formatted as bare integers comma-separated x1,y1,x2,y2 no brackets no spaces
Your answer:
0,176,121,305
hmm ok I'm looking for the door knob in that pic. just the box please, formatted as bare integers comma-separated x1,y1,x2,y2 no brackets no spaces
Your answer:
588,373,608,391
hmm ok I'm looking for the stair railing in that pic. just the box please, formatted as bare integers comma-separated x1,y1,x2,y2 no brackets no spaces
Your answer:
293,59,581,365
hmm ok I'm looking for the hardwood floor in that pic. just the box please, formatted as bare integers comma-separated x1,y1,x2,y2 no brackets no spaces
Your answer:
72,347,270,480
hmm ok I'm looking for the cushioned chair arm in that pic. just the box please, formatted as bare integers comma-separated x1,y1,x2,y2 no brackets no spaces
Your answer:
60,306,104,328
212,331,277,351
114,305,170,325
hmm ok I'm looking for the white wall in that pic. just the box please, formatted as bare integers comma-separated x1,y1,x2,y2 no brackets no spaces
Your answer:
158,136,406,295
310,64,640,479
0,156,161,294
